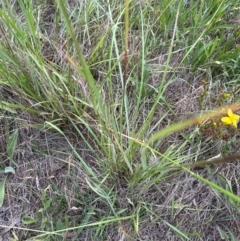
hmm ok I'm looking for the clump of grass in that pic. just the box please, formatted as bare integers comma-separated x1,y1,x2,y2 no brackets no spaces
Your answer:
1,0,240,240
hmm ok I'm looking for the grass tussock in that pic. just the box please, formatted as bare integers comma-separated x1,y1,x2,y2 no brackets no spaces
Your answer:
1,0,240,240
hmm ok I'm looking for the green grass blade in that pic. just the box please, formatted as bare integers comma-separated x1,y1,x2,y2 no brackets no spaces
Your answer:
0,177,7,207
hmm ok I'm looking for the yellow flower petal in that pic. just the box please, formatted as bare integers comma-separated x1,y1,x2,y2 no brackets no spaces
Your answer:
221,117,232,125
232,121,237,128
232,114,239,121
228,109,233,117
232,117,239,123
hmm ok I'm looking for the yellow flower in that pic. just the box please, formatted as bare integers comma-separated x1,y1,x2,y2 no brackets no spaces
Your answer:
223,92,230,98
221,109,240,128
